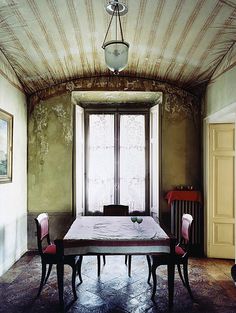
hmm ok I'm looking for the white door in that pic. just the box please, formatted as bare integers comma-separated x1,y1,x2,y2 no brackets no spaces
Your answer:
208,123,235,258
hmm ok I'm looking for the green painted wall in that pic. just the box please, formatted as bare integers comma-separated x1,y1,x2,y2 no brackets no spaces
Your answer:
160,93,201,226
27,77,201,238
28,94,73,213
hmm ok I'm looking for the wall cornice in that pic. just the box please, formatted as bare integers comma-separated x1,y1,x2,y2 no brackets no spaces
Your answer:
29,76,198,109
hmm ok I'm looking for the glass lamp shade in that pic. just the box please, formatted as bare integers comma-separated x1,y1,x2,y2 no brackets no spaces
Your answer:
103,40,129,74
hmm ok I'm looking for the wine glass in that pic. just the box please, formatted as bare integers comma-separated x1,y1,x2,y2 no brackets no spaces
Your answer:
136,217,143,224
131,216,137,223
136,217,143,235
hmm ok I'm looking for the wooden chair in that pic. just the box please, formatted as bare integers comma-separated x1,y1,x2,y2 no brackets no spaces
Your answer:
103,204,129,216
34,213,82,299
149,214,194,299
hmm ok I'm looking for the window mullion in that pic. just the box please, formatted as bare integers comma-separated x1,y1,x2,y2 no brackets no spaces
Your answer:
114,112,120,204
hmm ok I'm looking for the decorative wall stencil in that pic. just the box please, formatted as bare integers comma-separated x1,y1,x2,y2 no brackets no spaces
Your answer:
30,102,49,166
0,108,13,183
164,93,200,126
29,76,198,110
52,104,72,145
65,81,75,92
28,94,73,214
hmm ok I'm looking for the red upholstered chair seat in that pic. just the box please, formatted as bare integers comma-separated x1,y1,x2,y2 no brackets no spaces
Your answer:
175,245,186,256
43,244,56,255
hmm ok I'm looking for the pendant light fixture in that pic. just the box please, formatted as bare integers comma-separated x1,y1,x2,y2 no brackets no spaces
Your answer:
102,0,129,75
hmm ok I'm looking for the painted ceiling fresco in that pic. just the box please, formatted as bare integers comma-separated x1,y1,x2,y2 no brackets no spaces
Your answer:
1,0,236,94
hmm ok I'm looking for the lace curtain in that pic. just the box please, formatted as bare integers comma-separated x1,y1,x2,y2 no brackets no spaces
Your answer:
87,114,114,213
87,114,145,213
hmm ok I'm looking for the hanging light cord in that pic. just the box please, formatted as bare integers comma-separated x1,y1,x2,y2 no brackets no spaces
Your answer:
102,2,124,48
102,4,116,48
117,5,124,42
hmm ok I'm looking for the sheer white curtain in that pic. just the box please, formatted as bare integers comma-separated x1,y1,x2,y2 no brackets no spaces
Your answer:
87,114,114,213
86,113,146,213
120,115,145,212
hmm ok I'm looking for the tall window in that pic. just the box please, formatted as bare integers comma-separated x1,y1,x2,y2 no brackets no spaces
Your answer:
85,110,149,214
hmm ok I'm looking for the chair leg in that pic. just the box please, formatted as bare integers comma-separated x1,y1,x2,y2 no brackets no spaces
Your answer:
77,256,83,283
37,261,47,297
125,255,128,265
146,255,151,283
128,255,132,277
183,261,193,299
177,263,186,287
71,264,78,300
103,255,106,265
44,263,53,285
97,255,101,277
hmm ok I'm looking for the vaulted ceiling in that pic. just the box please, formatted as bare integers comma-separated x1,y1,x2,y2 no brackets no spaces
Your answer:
1,0,236,95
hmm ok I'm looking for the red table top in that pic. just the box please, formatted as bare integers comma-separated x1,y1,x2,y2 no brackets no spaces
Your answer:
165,190,202,206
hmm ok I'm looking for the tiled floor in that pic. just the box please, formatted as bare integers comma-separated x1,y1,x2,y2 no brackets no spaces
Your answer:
0,253,235,313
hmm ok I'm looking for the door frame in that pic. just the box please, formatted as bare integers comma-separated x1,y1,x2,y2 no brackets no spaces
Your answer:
204,104,236,261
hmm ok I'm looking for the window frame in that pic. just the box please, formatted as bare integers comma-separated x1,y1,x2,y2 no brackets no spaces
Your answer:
84,104,150,215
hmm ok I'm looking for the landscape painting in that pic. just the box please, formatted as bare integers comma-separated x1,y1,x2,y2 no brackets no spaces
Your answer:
0,109,13,183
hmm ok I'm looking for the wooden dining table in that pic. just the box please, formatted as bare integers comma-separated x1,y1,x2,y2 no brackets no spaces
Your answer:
55,216,175,308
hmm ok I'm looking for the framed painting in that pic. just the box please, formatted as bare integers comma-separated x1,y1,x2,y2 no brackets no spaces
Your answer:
0,108,13,183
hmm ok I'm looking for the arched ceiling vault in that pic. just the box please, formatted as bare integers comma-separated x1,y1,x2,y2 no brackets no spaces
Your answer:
1,0,236,95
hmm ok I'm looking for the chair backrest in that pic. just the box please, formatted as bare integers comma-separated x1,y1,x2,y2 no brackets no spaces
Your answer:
35,213,51,254
181,213,193,244
103,204,129,216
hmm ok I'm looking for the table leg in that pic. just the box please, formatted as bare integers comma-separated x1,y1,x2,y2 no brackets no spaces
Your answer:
57,260,64,308
128,255,132,277
167,260,175,308
97,255,101,277
168,236,176,308
55,239,64,309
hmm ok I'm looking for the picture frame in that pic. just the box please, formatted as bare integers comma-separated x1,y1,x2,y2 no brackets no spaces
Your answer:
0,108,13,183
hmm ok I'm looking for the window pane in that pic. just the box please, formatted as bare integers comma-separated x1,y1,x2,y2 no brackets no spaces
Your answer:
87,115,114,213
120,115,145,212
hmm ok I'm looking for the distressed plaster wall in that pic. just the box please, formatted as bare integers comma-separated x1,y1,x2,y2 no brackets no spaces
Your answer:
0,69,27,275
161,93,202,226
28,94,73,249
28,76,201,248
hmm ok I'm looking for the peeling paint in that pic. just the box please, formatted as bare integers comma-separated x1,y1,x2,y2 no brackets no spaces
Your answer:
52,104,72,145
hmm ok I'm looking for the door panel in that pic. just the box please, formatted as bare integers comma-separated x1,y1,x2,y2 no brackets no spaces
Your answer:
213,156,234,218
208,124,235,258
